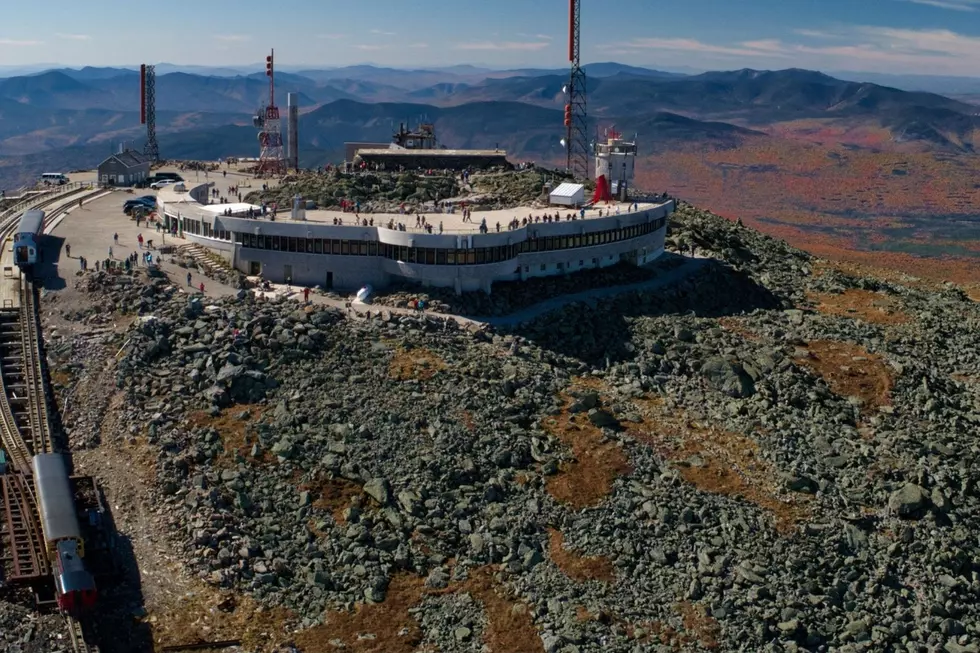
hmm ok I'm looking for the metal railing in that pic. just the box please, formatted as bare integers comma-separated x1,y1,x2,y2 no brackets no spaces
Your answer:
0,182,95,224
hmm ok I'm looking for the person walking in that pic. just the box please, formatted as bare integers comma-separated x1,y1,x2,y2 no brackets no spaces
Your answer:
199,282,205,294
303,287,310,304
187,272,192,286
65,243,71,257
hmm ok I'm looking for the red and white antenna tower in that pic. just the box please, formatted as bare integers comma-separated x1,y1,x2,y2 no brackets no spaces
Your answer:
562,0,589,180
254,49,286,177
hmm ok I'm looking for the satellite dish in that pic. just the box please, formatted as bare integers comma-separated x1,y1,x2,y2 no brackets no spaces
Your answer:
560,138,567,148
562,85,568,94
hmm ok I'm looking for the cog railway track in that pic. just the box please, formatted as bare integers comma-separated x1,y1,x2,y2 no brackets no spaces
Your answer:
0,184,104,653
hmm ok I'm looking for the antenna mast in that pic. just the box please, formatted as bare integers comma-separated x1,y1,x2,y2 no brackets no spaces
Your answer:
564,0,589,180
254,49,287,177
141,64,160,161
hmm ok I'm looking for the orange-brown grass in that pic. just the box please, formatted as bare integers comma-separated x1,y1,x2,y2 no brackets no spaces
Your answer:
621,602,721,650
716,316,761,341
628,396,810,534
301,476,365,525
458,409,477,433
547,529,615,582
150,587,295,652
293,574,427,653
794,340,894,412
676,601,722,650
543,378,632,509
806,289,911,326
294,567,542,653
388,346,447,381
456,568,544,653
186,406,269,465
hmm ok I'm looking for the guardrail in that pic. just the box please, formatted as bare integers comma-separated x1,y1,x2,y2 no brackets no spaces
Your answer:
0,182,95,224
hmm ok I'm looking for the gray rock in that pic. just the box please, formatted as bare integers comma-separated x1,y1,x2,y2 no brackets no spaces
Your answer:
889,483,928,517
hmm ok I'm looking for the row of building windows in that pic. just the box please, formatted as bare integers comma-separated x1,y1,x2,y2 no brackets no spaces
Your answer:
230,217,667,265
181,218,232,241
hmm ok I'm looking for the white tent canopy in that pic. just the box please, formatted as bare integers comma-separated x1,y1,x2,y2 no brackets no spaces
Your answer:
549,182,585,206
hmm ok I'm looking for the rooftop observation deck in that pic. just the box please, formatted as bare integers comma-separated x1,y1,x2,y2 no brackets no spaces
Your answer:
157,184,664,236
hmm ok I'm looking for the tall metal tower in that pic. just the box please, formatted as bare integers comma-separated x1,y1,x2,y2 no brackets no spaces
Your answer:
563,0,589,180
254,49,286,176
140,64,160,161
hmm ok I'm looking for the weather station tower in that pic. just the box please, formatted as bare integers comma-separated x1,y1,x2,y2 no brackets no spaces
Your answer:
253,49,287,177
561,0,589,180
591,127,637,204
140,64,160,161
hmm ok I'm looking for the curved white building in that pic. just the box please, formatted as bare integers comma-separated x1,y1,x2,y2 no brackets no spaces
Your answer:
158,180,673,294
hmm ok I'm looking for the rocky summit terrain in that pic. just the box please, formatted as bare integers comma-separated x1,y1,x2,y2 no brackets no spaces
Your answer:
246,167,583,215
22,203,980,653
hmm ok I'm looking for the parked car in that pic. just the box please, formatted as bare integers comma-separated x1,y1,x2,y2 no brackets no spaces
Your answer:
150,180,174,189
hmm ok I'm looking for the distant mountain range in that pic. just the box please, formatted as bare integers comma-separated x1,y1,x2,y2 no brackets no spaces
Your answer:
3,63,980,188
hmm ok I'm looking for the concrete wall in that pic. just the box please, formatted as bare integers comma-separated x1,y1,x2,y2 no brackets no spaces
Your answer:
231,226,666,294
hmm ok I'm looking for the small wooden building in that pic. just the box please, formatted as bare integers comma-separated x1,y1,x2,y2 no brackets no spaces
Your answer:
98,150,150,186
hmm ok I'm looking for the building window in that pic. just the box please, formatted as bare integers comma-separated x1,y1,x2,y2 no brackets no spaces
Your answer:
540,264,546,272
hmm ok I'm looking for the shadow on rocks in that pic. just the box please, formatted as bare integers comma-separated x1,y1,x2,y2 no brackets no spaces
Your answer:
35,235,67,291
90,531,153,653
509,258,784,367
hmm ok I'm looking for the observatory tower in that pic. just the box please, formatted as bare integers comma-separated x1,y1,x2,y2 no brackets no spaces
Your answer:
253,49,287,177
591,128,636,204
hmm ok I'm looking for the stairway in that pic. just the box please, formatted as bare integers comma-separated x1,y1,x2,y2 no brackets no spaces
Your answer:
176,244,234,277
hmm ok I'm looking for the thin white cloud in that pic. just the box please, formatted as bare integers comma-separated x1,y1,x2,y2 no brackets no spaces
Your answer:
600,25,980,76
517,32,554,40
597,37,782,57
793,29,842,39
354,44,387,51
455,40,552,51
317,33,346,39
214,34,249,42
56,33,90,41
901,0,980,10
0,38,42,46
369,29,396,36
408,43,429,49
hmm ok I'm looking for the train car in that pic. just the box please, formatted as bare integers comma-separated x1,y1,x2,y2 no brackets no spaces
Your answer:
14,209,45,271
32,453,97,615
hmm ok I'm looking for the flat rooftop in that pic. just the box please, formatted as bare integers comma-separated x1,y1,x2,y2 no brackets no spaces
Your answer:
355,149,508,157
285,200,662,234
158,185,666,235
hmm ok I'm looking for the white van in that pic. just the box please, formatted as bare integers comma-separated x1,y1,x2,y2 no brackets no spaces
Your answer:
41,173,69,185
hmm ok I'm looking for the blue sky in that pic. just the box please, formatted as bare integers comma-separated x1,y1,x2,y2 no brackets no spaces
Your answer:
6,0,980,75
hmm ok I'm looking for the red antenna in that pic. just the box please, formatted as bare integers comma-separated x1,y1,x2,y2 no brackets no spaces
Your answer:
256,49,286,176
266,50,274,107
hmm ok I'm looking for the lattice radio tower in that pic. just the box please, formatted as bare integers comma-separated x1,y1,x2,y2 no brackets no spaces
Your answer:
254,49,286,176
563,0,589,180
140,64,160,161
